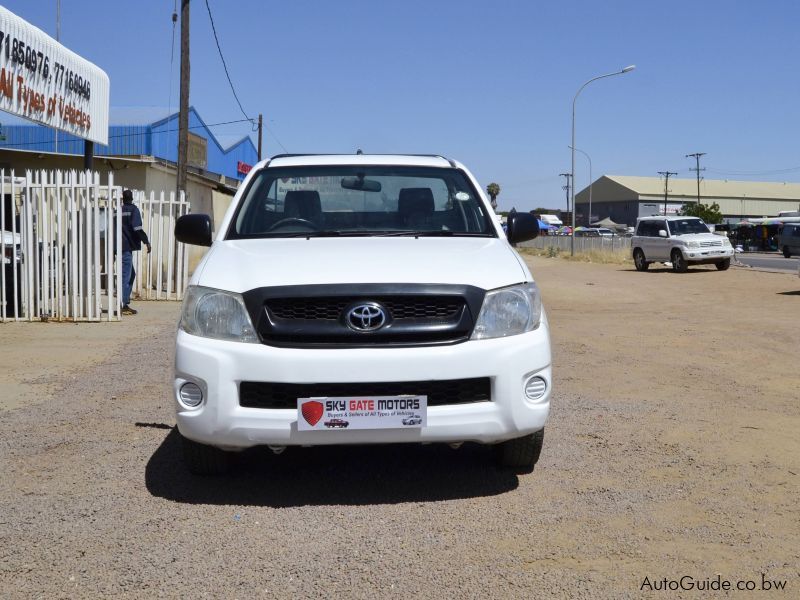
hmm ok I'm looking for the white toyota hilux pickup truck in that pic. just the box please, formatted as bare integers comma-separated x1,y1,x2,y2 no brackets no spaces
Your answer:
173,154,552,474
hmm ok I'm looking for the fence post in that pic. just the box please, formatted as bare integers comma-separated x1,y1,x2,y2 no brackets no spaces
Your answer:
115,186,122,320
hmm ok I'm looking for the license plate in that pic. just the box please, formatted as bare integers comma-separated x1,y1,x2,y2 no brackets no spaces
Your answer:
297,395,427,431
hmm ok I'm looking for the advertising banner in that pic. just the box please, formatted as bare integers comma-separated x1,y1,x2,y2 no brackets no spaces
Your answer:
0,6,109,145
297,396,428,431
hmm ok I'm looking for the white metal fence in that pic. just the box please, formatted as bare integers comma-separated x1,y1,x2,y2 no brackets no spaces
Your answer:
129,190,190,302
520,234,632,254
1,170,190,323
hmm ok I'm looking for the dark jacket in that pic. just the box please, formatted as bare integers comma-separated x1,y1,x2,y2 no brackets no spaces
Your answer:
121,202,150,252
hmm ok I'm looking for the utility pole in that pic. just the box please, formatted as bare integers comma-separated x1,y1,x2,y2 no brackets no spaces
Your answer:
257,114,263,161
658,171,678,216
559,173,571,216
177,0,190,199
686,152,706,206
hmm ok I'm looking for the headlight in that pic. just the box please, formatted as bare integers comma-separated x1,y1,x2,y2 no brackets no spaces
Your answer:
721,237,731,246
686,241,700,248
180,285,258,343
472,282,542,340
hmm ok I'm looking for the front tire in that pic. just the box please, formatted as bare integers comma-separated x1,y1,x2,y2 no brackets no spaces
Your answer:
633,248,649,271
671,249,688,273
494,429,544,473
715,258,731,271
783,246,791,258
181,433,231,475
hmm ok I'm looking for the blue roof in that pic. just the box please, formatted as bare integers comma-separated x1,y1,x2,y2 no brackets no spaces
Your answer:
0,106,258,181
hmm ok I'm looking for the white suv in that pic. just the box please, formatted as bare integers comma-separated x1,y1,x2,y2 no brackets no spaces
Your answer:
173,154,552,474
632,216,734,272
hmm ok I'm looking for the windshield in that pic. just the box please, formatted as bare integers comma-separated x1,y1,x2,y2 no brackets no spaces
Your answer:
668,218,710,235
227,166,494,238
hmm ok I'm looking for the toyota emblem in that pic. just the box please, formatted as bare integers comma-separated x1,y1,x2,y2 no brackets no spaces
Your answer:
346,303,387,331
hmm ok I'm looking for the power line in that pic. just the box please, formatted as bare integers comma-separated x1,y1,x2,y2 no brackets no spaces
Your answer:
706,165,800,177
205,0,252,124
203,0,288,154
261,119,289,154
0,118,256,149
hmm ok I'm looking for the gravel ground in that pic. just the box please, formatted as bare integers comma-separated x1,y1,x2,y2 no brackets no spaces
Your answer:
1,258,798,598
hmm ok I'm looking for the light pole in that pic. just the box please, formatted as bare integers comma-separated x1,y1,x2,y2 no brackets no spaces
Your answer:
569,146,592,225
571,65,635,255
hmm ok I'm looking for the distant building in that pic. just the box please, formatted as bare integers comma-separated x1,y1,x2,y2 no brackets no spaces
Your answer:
575,175,800,226
0,106,258,220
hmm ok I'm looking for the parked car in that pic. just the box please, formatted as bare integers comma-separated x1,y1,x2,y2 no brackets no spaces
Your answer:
596,228,615,237
631,216,734,272
575,228,600,237
402,415,423,426
173,154,551,474
779,222,800,258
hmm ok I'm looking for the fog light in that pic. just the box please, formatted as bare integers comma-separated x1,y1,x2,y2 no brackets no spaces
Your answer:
179,382,203,408
524,376,547,401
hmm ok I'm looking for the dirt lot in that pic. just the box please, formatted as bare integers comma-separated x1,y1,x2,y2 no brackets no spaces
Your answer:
1,259,798,598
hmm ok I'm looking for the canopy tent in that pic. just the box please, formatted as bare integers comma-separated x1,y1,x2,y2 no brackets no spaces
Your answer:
591,217,625,230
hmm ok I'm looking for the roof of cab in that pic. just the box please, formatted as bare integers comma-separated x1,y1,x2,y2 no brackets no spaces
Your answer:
265,154,459,169
637,215,704,221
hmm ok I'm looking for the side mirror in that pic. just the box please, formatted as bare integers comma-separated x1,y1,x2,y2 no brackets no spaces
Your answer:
176,214,213,247
658,229,668,238
506,212,539,244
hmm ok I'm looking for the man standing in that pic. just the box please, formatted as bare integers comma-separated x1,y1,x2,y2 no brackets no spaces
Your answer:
121,189,151,315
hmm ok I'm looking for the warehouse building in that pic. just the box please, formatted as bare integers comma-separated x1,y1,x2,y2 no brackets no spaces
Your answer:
0,106,258,220
575,175,800,226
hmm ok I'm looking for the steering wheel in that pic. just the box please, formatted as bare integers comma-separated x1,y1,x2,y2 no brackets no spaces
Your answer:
265,217,319,232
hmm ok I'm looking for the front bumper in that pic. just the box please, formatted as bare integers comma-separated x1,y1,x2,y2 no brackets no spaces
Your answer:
681,246,734,263
174,320,552,449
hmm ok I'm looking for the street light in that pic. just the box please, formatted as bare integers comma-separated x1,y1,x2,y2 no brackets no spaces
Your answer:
569,145,592,225
570,65,635,255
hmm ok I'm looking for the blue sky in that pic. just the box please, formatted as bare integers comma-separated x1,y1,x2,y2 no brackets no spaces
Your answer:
4,0,799,211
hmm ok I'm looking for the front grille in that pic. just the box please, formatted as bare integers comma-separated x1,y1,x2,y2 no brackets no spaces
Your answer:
242,284,486,348
699,240,722,247
240,378,491,409
266,296,464,322
268,298,345,321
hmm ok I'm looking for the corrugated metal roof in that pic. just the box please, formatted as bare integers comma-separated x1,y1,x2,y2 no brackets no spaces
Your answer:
606,175,800,200
0,106,258,181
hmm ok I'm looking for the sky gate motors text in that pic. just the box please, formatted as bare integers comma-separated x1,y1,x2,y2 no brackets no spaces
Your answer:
325,398,421,412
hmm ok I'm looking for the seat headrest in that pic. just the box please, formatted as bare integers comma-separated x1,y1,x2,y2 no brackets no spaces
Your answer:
284,190,321,220
398,188,434,216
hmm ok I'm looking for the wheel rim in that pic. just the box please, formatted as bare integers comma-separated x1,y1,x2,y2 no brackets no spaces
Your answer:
635,250,644,268
673,252,684,270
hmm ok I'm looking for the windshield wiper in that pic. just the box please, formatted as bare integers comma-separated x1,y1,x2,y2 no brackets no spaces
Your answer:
269,230,343,238
373,230,458,237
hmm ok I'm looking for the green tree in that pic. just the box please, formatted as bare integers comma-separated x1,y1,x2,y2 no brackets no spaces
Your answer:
486,182,500,209
678,201,723,224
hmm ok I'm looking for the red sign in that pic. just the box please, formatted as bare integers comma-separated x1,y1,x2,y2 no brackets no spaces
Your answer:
237,161,252,176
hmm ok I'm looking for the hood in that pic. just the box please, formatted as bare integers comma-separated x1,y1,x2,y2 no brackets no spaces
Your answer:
195,237,530,293
676,232,724,241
